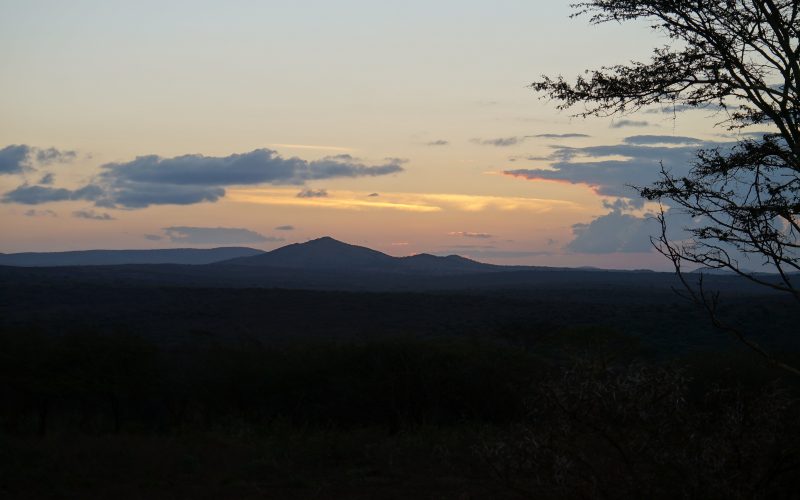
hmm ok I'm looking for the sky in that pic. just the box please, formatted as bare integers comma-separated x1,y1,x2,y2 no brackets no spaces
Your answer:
0,0,743,269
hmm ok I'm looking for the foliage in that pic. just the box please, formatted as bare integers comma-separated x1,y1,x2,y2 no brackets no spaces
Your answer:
481,360,800,499
533,0,800,371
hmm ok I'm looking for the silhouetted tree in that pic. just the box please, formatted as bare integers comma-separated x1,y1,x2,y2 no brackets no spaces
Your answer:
533,1,799,373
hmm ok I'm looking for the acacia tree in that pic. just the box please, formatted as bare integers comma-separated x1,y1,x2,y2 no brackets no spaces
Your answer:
533,1,799,372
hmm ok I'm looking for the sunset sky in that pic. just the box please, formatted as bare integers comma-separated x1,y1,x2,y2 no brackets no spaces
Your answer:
1,1,746,269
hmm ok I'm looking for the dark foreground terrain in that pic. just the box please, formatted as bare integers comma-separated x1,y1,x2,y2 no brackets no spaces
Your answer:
1,264,799,498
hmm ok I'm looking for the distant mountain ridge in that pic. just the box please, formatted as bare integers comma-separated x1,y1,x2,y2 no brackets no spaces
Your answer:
219,236,502,274
0,237,667,275
1,237,785,294
0,247,264,267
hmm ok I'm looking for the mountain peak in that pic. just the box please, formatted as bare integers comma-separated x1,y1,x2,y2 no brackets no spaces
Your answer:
222,236,394,270
220,237,500,274
305,236,346,245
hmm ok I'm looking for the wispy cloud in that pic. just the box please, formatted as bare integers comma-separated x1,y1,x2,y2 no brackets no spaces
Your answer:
38,173,55,185
162,226,283,244
448,231,493,239
268,143,355,152
228,188,578,214
610,119,650,129
296,188,329,198
530,133,591,139
472,137,523,147
24,209,57,217
622,135,702,145
73,209,115,220
643,103,724,114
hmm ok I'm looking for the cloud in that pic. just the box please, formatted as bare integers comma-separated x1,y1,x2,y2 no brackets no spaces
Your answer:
602,198,644,211
97,185,225,208
0,149,403,209
230,188,577,214
426,140,449,146
24,209,57,217
622,135,702,145
567,211,657,253
507,155,552,162
0,145,33,175
472,137,523,147
162,226,283,245
38,173,55,185
325,154,356,161
86,149,403,208
530,133,591,139
504,138,717,198
73,209,115,220
643,103,725,114
35,147,77,165
448,231,493,239
296,188,328,198
1,184,104,205
0,145,77,175
566,203,700,254
445,244,496,250
610,119,650,129
368,192,380,197
275,225,295,231
144,234,163,241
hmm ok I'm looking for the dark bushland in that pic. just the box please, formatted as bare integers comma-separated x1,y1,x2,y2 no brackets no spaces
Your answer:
0,330,541,434
1,327,798,498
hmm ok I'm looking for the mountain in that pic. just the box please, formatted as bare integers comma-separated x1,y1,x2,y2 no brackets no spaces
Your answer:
221,237,395,270
220,236,499,274
396,253,502,273
0,247,265,267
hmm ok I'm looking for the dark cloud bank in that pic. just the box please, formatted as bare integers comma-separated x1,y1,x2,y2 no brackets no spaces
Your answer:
506,134,718,254
1,148,404,208
504,134,716,199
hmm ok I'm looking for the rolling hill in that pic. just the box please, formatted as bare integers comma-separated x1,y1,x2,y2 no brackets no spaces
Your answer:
0,247,264,267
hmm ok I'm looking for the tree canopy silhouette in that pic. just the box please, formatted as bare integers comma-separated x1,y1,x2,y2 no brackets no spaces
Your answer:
533,1,799,372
